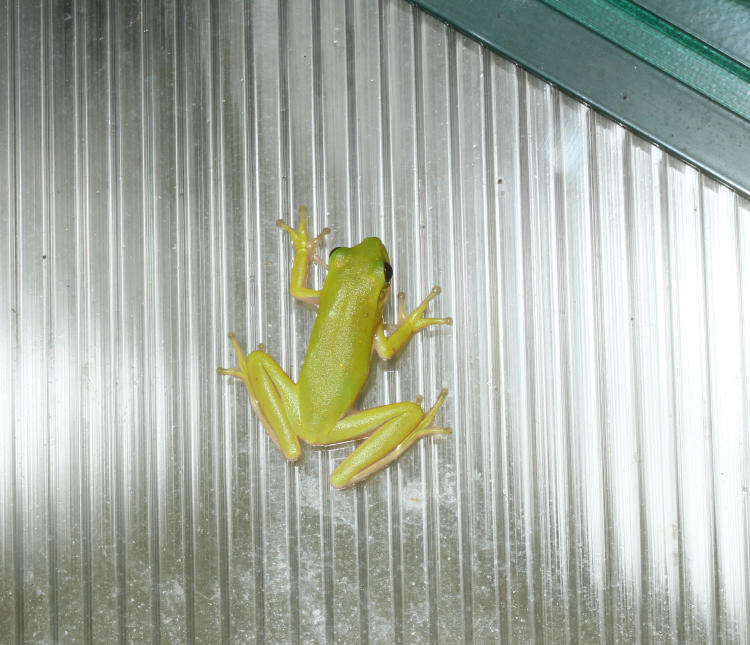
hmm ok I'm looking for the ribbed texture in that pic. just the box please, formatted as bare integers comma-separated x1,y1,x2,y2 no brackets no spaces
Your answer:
1,1,749,643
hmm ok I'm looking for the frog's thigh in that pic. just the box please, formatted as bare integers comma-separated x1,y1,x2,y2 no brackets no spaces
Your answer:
328,402,424,488
241,350,302,460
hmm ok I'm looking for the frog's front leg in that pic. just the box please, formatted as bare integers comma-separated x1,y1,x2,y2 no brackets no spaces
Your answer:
276,205,330,306
375,286,453,359
324,390,450,488
218,332,302,460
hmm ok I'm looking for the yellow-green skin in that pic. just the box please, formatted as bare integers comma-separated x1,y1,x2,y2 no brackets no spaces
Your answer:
299,237,390,436
218,207,452,488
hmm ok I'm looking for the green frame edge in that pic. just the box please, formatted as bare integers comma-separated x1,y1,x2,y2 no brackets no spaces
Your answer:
409,0,750,199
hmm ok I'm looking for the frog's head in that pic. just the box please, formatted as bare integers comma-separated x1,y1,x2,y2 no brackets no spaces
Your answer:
328,237,392,310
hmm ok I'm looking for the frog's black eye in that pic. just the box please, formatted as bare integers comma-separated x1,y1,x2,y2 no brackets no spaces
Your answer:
329,246,342,259
383,261,393,283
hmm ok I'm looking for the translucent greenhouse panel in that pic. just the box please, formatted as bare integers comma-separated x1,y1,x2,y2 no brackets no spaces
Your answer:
1,1,748,643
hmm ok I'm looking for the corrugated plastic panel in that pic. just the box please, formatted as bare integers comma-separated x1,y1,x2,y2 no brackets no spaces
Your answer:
1,1,749,643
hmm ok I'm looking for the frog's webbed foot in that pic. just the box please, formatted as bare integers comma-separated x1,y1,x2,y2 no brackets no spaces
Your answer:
397,287,453,331
277,205,330,305
376,286,452,359
216,331,249,378
217,333,268,378
276,205,330,261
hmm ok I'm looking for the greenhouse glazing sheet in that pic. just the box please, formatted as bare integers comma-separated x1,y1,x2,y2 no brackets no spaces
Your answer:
2,0,749,643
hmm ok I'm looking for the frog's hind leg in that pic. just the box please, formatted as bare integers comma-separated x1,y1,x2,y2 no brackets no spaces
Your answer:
328,389,450,488
218,332,302,460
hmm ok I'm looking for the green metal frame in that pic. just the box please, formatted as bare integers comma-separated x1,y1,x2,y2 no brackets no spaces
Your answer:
410,0,750,198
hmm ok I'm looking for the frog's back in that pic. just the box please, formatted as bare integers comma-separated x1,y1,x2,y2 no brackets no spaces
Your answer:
297,285,381,435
